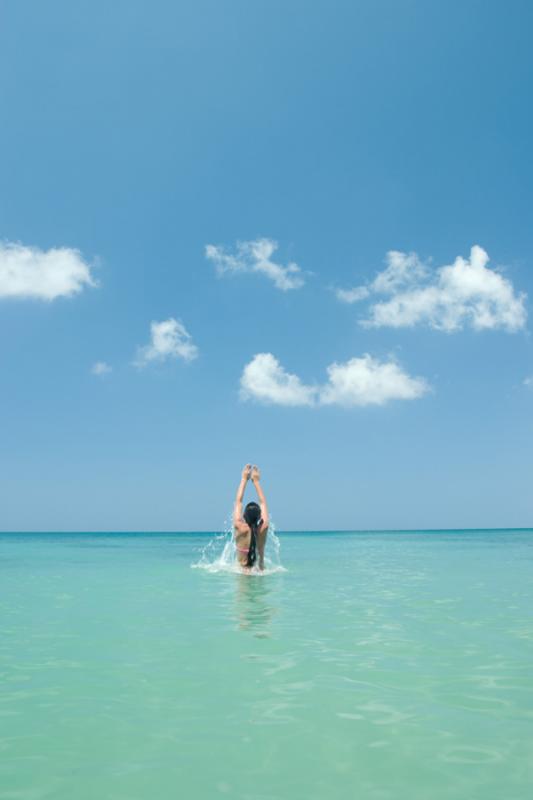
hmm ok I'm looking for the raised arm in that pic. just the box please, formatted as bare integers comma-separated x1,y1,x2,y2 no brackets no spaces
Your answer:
251,465,269,529
233,464,251,527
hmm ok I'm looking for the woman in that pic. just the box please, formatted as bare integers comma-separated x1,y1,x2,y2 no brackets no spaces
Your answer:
233,464,269,571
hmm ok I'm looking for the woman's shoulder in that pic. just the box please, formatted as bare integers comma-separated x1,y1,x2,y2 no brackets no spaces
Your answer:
234,520,249,534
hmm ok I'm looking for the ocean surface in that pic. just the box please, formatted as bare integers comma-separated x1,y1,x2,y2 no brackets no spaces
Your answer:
1,529,532,800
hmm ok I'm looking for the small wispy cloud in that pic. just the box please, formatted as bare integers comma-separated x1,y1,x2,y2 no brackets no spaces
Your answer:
524,376,533,389
91,361,112,376
336,246,527,333
134,318,198,368
0,240,98,300
335,285,370,303
240,353,429,408
205,238,304,291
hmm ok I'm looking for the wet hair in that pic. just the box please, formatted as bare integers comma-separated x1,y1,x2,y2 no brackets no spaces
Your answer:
243,501,261,568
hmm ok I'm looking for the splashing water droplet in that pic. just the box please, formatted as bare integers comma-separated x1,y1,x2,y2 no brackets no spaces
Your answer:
192,511,286,575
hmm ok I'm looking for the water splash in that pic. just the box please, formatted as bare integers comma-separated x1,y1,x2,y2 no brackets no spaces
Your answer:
192,513,286,575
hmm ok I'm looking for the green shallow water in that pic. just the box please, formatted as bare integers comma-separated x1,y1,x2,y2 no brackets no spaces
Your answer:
1,530,532,800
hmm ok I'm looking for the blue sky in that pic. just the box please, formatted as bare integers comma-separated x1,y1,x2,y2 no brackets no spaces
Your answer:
1,0,532,531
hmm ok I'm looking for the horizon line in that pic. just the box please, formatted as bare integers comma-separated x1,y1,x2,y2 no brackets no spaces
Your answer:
1,527,532,535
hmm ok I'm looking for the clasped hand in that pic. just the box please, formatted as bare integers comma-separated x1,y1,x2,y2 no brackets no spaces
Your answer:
242,464,260,482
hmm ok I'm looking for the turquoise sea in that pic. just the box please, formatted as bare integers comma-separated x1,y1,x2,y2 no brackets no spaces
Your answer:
1,530,532,800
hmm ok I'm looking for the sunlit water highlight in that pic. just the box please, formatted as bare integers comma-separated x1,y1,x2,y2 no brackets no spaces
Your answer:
1,529,532,800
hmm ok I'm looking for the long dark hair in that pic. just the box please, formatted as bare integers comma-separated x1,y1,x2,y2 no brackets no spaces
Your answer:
243,501,261,568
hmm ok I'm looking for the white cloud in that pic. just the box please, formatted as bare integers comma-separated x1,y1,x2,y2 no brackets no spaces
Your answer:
371,250,428,294
335,251,426,305
318,355,429,407
240,353,316,406
134,318,198,367
91,361,112,376
336,285,370,303
240,352,429,408
525,376,533,389
206,238,304,291
337,246,527,332
0,240,97,300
